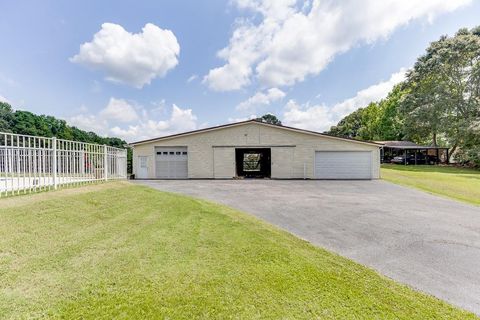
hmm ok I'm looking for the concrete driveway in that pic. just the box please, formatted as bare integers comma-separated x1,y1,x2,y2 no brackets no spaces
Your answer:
134,179,480,314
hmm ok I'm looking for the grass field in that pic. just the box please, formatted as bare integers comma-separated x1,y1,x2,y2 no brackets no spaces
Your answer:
0,182,476,319
381,164,480,206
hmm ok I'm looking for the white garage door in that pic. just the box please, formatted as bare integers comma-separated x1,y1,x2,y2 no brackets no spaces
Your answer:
315,151,372,179
155,147,188,179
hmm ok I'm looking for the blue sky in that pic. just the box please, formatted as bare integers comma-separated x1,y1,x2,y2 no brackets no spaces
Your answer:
0,0,479,142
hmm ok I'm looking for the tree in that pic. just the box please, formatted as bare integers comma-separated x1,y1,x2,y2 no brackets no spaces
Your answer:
0,101,132,171
376,85,406,141
0,101,14,132
401,27,480,160
11,111,39,136
400,74,445,146
256,114,282,125
328,26,480,166
328,107,366,138
0,102,127,148
357,102,382,140
328,85,406,141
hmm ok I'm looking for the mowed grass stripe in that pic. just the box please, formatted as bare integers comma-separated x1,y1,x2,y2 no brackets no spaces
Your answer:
381,164,480,206
0,182,476,319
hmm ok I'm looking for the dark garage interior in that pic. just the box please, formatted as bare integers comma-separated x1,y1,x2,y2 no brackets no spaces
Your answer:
235,148,271,178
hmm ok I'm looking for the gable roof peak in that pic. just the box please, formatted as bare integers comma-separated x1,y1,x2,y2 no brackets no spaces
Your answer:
129,119,380,147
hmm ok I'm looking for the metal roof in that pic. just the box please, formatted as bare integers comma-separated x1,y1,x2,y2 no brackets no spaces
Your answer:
376,141,419,147
375,141,448,149
129,119,382,147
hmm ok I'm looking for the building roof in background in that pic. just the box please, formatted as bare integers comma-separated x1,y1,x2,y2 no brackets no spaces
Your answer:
376,141,419,147
375,141,449,149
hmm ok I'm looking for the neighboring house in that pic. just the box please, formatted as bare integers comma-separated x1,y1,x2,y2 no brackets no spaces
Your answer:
129,120,381,180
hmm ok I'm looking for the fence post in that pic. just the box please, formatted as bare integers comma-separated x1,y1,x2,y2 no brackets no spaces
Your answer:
124,149,128,179
104,145,108,181
52,137,57,190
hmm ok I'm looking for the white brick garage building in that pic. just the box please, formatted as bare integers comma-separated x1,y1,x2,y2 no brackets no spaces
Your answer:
130,120,381,180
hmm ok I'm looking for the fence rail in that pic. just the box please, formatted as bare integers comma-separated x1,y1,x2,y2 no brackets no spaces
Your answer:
0,132,127,197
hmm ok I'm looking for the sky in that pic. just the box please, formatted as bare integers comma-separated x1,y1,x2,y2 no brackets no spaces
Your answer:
0,0,479,142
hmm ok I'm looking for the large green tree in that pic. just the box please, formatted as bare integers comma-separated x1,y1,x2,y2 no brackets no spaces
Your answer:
329,26,480,166
401,27,480,160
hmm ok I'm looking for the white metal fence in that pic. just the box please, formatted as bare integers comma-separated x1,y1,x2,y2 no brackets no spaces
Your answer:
0,132,127,197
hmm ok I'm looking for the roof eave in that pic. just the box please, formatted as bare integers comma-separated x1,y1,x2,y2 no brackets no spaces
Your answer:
128,119,381,148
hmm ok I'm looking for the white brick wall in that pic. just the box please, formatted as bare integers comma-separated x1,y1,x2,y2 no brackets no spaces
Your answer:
213,147,235,178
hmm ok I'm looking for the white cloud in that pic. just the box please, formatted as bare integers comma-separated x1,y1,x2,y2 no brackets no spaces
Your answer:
331,69,406,119
235,0,298,20
203,60,253,91
149,99,167,116
236,87,286,111
69,114,108,134
69,99,198,142
110,104,198,141
71,23,180,88
282,69,406,132
204,0,470,90
0,94,10,104
187,74,198,83
227,114,258,123
99,97,139,123
283,100,334,132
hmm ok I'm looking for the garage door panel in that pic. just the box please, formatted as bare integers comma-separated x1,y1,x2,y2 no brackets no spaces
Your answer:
155,147,188,179
156,161,170,178
214,147,235,178
271,147,294,178
173,161,188,178
315,151,371,179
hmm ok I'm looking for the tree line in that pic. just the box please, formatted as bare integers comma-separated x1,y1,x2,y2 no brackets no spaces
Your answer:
328,26,480,166
0,101,126,148
0,101,133,173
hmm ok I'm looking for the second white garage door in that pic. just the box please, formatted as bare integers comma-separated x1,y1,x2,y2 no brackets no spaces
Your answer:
315,151,372,179
155,147,188,179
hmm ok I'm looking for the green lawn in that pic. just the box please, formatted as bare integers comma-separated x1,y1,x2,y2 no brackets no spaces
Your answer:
0,182,476,319
381,164,480,206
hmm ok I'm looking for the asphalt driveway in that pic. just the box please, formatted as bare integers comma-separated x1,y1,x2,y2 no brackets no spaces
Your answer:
135,179,480,314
